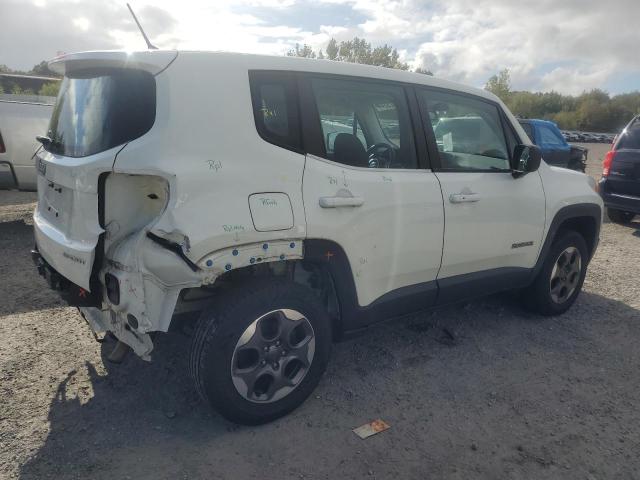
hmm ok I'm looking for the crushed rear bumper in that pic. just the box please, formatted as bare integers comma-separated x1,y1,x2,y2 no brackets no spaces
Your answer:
31,247,102,307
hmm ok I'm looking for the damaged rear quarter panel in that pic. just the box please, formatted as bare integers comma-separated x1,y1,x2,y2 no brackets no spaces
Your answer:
102,53,307,336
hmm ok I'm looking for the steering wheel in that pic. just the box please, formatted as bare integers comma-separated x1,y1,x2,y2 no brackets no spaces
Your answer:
367,143,396,168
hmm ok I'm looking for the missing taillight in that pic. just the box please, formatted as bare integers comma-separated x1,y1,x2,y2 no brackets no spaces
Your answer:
105,273,120,305
602,151,616,177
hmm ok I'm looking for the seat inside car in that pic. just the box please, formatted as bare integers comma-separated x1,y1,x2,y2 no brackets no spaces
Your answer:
333,133,369,168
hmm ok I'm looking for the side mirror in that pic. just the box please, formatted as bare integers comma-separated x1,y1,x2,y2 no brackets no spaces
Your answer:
512,144,542,177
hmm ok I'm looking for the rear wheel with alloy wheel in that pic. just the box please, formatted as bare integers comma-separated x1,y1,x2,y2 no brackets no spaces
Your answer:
190,279,331,424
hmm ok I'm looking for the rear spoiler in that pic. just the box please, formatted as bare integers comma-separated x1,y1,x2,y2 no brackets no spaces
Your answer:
48,50,178,76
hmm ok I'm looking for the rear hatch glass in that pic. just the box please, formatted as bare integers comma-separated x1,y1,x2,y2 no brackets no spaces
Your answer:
45,68,155,157
609,124,640,196
616,124,640,150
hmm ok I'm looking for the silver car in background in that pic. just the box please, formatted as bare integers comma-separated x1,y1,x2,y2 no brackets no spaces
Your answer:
0,91,55,191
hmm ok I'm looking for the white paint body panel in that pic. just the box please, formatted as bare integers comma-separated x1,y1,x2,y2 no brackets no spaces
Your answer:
248,193,294,231
435,170,546,278
303,154,444,306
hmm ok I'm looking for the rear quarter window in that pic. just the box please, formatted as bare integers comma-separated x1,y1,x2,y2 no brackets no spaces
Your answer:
46,68,155,157
249,72,302,153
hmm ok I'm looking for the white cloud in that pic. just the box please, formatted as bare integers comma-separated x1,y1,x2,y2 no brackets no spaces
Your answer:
72,17,90,32
2,0,638,94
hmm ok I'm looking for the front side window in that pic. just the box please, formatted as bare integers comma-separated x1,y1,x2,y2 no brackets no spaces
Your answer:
420,90,511,171
311,77,417,169
539,125,565,146
46,68,156,158
249,72,302,152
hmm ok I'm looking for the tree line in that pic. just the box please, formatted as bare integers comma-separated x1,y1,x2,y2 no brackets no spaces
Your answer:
485,69,639,133
287,37,433,74
0,61,61,96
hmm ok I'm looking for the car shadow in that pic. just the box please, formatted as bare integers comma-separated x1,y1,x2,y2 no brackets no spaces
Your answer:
0,220,66,316
18,290,640,480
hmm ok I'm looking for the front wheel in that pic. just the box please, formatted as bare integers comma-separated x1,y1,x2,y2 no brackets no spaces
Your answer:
523,231,588,316
607,208,635,224
190,279,332,425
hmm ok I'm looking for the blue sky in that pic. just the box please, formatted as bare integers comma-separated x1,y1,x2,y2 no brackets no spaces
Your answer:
2,0,638,95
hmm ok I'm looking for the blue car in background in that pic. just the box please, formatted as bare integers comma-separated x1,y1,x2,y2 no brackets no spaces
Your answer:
519,119,587,172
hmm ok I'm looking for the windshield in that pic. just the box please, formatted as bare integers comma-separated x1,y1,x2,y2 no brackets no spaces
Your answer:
45,68,155,157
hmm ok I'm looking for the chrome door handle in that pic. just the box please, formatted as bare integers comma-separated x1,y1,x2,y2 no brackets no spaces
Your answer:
449,193,480,203
319,191,364,208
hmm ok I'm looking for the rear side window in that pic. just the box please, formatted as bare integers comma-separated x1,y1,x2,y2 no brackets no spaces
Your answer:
310,77,417,169
617,122,640,150
249,72,302,152
46,68,155,157
419,89,510,171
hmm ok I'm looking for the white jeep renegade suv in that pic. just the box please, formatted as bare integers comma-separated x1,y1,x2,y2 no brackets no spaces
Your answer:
32,50,602,424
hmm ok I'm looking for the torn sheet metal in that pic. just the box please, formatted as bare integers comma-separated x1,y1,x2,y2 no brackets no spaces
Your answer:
198,239,304,283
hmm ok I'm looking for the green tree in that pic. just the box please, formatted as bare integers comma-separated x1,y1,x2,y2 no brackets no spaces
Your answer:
287,43,316,58
326,38,338,60
285,36,418,72
39,81,60,97
30,60,59,78
485,69,511,101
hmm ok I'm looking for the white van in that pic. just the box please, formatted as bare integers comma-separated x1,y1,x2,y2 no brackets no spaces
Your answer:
33,50,602,424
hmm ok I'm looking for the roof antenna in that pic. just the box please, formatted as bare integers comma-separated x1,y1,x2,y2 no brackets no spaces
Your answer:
126,3,158,50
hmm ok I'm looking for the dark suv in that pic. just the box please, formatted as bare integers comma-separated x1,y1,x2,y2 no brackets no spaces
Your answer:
599,116,640,223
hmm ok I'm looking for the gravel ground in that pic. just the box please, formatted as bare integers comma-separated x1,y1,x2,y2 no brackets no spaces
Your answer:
3,146,640,480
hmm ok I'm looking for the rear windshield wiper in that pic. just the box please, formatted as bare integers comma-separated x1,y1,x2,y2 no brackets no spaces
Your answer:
36,135,52,148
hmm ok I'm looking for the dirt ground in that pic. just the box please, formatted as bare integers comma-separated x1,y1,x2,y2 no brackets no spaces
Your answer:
3,144,640,480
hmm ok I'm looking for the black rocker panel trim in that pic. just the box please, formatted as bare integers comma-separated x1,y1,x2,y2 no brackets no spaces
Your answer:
303,239,438,333
436,267,531,306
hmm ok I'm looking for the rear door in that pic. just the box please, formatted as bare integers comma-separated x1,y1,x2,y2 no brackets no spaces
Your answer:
300,75,444,312
416,88,545,301
608,121,640,197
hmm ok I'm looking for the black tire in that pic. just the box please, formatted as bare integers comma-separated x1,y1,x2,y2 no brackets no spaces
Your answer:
523,231,588,316
607,208,635,224
190,278,332,425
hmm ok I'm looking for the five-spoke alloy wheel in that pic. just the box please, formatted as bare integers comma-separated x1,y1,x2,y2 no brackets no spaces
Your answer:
231,309,315,403
549,246,582,304
190,279,331,425
523,230,589,316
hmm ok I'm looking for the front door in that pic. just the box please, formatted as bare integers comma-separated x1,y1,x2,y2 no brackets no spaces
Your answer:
301,76,444,312
416,88,546,301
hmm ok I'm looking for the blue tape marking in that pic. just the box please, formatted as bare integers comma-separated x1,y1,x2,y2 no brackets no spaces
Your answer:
225,263,232,271
206,259,213,267
250,257,255,264
232,249,239,256
262,243,269,250
289,242,295,248
280,254,285,260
